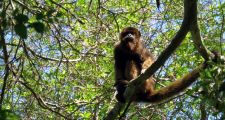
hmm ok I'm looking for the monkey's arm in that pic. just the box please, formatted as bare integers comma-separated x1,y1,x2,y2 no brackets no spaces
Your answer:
142,58,154,73
114,45,129,86
114,61,129,102
114,65,129,86
114,45,129,102
141,50,154,73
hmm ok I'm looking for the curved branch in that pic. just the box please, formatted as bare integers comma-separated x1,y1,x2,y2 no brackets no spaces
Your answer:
190,23,212,60
17,80,68,119
189,6,213,60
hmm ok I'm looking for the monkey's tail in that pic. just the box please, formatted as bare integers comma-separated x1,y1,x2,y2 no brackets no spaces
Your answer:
141,64,204,103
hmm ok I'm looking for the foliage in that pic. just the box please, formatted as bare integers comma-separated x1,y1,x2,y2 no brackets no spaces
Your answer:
0,0,224,119
0,110,20,120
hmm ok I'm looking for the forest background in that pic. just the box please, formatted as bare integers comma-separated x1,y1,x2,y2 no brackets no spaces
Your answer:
0,0,224,119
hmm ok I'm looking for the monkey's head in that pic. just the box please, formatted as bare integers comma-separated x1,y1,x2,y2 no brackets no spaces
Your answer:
120,27,141,51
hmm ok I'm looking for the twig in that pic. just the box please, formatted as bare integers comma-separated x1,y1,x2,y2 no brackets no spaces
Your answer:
49,0,84,24
6,43,82,62
17,78,68,119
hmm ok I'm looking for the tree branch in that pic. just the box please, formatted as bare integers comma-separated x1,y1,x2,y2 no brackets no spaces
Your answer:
200,101,208,120
104,102,125,120
0,6,10,110
17,80,68,119
6,43,82,63
189,4,213,60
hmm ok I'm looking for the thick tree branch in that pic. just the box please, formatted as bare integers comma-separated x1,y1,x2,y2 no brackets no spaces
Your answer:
189,4,213,60
104,102,125,120
190,23,212,60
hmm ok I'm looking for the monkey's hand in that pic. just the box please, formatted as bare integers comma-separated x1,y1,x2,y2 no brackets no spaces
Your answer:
115,80,129,103
141,69,146,74
114,80,129,86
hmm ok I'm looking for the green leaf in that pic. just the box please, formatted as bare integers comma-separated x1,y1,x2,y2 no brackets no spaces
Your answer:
2,19,7,28
31,22,45,33
0,110,20,120
47,18,54,23
56,12,63,17
46,9,55,17
14,14,29,23
36,13,45,20
14,24,27,39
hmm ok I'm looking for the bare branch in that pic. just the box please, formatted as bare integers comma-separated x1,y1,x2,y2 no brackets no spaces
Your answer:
0,5,10,110
17,79,68,119
6,43,82,62
189,4,213,60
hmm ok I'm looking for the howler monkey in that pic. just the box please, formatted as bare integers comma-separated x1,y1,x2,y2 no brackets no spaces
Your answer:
114,27,155,103
114,27,203,103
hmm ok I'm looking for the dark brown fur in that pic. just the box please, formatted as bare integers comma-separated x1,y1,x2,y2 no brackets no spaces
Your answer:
114,27,155,102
